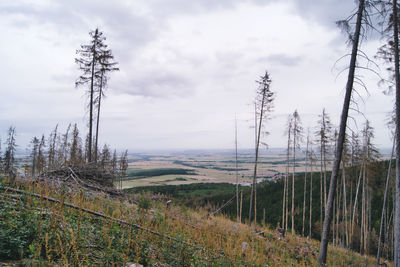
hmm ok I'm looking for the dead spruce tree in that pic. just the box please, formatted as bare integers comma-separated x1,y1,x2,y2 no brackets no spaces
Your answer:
375,0,400,263
291,110,303,234
319,0,376,263
315,108,333,224
282,114,293,231
235,115,240,223
248,71,274,227
309,143,316,238
302,128,312,236
75,28,108,163
94,48,119,163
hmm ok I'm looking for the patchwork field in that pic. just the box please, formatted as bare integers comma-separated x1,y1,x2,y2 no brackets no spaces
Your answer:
120,149,328,189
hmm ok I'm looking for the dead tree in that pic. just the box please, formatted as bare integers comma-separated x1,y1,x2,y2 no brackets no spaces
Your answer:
302,129,311,236
291,110,303,234
282,114,293,231
391,0,400,264
319,0,368,263
377,137,395,265
235,115,240,223
248,71,274,227
316,108,332,223
93,49,119,163
75,28,107,163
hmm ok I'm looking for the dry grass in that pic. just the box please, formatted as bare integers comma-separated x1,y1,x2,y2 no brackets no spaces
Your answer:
0,177,387,266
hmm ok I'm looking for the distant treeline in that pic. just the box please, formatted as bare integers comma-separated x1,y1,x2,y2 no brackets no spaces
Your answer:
173,160,249,171
124,168,196,180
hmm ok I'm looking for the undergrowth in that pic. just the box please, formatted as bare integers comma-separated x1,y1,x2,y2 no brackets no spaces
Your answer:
0,177,384,266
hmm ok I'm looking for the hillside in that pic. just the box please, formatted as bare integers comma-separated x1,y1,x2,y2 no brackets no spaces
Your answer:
125,159,395,263
0,176,385,266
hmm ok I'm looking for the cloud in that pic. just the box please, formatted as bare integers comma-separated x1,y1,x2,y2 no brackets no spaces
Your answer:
260,54,303,67
117,71,194,98
291,0,356,28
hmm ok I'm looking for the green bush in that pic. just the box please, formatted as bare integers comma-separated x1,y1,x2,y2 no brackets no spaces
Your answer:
0,201,38,259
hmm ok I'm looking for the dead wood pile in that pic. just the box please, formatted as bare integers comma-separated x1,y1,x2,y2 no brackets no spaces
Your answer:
36,164,122,197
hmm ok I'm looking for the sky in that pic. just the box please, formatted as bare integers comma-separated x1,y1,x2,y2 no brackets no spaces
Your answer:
0,0,395,152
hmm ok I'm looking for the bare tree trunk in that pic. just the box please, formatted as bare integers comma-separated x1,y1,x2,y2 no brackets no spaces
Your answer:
249,98,265,227
283,123,291,230
94,74,103,164
302,136,309,236
235,115,239,223
88,47,96,163
318,1,364,263
350,167,353,248
393,0,400,265
240,190,243,224
336,175,341,246
286,168,289,231
333,186,336,246
361,157,366,255
309,152,314,238
254,183,257,230
320,145,324,226
351,167,363,247
282,170,287,229
377,139,394,265
324,148,327,213
263,208,266,227
342,160,349,248
318,0,364,265
292,123,297,234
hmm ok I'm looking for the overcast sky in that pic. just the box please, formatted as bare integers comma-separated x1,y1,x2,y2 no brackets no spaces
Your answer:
0,0,394,151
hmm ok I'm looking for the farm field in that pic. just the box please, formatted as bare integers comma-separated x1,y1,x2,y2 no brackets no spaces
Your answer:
120,149,325,189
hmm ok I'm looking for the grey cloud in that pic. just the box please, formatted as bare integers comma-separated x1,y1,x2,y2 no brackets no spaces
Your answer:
145,0,274,17
0,1,157,49
117,71,193,98
291,0,356,28
260,54,302,67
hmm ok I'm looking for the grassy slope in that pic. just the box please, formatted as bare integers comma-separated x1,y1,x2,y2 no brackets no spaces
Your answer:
0,177,383,266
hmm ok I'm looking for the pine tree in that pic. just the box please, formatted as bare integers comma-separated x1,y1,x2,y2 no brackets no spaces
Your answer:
30,137,39,177
100,144,111,170
70,123,83,165
119,150,129,189
4,126,17,178
58,124,71,165
111,149,118,183
37,135,46,174
48,125,58,170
